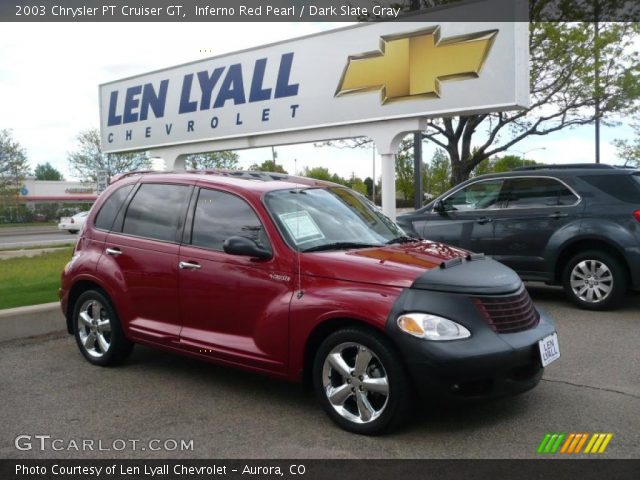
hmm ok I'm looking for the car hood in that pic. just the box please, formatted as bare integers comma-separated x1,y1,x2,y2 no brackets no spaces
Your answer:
300,241,523,294
300,241,468,288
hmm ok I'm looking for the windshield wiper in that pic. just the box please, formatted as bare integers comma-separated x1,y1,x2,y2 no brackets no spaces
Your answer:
302,242,380,253
386,236,420,245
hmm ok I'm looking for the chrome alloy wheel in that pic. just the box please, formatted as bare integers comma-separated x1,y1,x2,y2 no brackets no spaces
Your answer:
322,342,389,424
570,259,613,304
77,299,112,358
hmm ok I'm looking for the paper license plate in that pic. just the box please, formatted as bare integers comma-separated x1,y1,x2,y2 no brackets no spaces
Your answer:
539,332,560,367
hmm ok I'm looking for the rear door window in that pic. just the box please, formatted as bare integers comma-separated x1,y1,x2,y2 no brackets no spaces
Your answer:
122,184,191,242
503,177,578,208
189,188,270,252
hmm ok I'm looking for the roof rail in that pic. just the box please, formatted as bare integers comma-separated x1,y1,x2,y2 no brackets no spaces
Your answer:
187,169,293,182
512,163,616,171
109,170,169,184
108,169,325,185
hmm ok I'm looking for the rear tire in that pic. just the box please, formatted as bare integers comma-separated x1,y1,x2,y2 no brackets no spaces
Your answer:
562,250,626,310
313,327,412,435
72,290,133,366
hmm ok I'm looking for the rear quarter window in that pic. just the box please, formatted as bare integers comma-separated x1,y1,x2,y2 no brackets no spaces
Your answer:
579,174,640,204
94,184,135,231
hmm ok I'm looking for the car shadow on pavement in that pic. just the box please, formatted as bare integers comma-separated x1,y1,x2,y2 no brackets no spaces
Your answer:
122,344,536,436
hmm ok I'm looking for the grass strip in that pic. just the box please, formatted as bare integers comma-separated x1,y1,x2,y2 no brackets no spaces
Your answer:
0,246,73,310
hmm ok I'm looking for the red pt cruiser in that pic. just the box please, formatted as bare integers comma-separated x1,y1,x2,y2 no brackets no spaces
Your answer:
60,171,560,435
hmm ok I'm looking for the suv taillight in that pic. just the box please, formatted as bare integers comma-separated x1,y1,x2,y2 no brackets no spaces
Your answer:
634,210,640,222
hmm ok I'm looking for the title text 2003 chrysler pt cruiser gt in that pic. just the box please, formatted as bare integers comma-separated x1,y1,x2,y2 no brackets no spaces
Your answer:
60,171,560,434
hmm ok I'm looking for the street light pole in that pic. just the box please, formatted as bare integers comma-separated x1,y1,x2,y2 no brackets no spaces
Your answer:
594,15,601,164
372,143,376,204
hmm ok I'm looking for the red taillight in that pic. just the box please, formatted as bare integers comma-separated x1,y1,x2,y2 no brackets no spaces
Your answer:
634,210,640,222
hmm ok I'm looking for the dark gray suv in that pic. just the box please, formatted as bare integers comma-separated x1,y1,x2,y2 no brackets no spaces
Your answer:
397,165,640,310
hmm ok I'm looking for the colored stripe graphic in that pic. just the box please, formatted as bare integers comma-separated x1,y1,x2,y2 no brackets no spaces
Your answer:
538,433,613,454
538,433,565,454
585,433,614,454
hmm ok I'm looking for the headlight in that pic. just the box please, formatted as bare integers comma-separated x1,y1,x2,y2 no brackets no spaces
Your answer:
397,313,471,341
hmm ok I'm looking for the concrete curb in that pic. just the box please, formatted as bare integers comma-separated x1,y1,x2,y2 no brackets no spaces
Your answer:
0,302,66,342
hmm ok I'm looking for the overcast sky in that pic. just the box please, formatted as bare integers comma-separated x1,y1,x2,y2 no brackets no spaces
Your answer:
0,22,633,184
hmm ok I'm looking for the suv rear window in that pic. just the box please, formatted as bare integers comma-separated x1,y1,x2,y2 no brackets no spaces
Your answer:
579,174,640,204
94,184,134,231
122,184,191,242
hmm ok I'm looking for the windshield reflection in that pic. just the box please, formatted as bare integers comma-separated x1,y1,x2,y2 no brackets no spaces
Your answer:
264,187,405,252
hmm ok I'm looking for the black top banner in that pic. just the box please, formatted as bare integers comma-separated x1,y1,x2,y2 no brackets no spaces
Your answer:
1,0,640,22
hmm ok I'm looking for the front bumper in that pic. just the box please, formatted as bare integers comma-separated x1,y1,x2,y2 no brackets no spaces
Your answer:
386,287,556,402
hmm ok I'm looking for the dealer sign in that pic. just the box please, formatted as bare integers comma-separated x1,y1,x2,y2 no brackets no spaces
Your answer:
99,4,528,153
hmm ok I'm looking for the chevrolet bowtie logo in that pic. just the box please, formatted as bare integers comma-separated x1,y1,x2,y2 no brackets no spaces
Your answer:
336,27,498,103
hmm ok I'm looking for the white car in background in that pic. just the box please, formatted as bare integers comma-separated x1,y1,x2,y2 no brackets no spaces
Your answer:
58,211,89,234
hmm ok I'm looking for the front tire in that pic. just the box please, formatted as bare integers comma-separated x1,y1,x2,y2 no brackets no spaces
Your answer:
313,327,412,435
562,250,627,310
72,290,133,366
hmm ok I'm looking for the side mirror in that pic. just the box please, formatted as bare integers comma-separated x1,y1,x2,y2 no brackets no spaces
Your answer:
223,236,272,260
433,199,446,213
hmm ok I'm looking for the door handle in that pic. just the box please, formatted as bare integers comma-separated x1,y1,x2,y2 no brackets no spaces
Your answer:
179,261,201,270
476,217,493,225
548,212,569,219
105,247,122,256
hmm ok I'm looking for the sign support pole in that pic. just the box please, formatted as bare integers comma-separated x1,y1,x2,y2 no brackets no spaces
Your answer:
380,154,397,220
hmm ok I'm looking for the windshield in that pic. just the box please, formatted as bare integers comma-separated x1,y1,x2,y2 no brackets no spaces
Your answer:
264,187,406,252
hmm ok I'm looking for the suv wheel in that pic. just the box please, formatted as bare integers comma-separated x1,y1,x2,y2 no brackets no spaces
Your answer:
562,250,627,310
313,327,412,435
72,290,133,366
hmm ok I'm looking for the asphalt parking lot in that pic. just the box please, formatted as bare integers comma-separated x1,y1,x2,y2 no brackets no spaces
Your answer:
1,285,638,459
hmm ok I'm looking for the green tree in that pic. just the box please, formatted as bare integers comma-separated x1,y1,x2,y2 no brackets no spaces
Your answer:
613,124,640,166
249,159,287,173
491,155,539,173
0,129,30,194
364,177,374,197
301,166,350,185
301,166,332,181
425,149,451,197
395,141,416,200
185,151,239,170
422,20,640,185
472,155,540,176
34,162,64,181
68,129,151,183
330,173,348,185
320,8,640,187
347,175,368,196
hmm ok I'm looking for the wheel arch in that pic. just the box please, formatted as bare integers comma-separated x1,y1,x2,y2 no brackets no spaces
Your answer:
553,237,631,285
65,279,109,334
301,317,406,390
